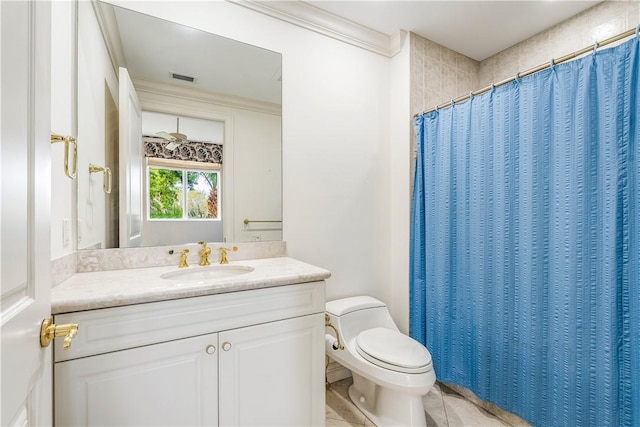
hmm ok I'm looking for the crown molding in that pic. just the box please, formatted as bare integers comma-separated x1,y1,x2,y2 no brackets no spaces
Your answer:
227,0,405,57
132,78,282,116
389,30,407,57
90,0,126,74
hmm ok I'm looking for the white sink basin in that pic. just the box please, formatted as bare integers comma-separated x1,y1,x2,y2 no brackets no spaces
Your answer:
161,265,254,281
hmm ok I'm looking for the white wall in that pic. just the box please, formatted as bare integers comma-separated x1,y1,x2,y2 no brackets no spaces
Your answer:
233,108,282,243
77,1,118,250
50,1,76,260
109,0,394,304
388,34,411,333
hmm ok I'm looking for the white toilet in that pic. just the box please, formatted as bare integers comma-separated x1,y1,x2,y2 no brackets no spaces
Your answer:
325,296,436,427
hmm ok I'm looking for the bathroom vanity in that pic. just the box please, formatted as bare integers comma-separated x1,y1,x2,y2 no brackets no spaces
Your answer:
51,257,329,426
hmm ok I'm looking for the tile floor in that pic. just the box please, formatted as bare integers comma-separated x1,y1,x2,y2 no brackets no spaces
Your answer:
326,378,511,427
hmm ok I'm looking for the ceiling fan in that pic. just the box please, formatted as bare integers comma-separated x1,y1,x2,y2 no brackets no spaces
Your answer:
155,117,187,151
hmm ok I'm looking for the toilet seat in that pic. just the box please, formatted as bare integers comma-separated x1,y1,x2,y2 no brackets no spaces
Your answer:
355,327,432,374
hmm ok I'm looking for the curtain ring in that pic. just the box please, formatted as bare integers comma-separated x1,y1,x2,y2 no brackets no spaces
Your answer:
450,98,455,106
514,71,521,84
593,40,599,55
434,105,439,112
490,83,495,92
550,58,555,68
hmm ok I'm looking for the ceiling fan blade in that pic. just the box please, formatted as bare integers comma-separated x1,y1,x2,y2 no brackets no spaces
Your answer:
155,131,176,141
169,132,188,141
165,141,181,151
154,118,188,149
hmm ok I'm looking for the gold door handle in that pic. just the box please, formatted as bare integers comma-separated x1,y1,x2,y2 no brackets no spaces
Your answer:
50,133,78,179
40,318,78,350
89,164,112,194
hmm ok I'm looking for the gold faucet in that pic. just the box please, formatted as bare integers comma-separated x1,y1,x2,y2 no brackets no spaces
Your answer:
198,241,211,266
218,246,238,264
179,249,189,268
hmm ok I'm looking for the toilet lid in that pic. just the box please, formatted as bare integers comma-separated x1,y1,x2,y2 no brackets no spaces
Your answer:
356,328,432,374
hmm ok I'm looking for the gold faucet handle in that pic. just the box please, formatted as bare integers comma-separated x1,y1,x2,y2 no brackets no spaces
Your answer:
218,246,238,264
179,249,189,268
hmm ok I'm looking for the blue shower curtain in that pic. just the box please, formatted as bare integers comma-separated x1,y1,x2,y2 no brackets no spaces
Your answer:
411,36,639,426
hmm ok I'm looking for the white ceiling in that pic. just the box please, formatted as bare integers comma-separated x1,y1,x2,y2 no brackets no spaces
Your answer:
109,3,282,105
305,1,601,61
103,1,602,104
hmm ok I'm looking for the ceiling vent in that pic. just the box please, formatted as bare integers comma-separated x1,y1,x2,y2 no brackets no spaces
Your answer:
170,72,197,83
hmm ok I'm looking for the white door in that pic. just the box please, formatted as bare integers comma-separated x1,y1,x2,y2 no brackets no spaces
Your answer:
0,1,53,426
218,314,325,426
118,67,143,247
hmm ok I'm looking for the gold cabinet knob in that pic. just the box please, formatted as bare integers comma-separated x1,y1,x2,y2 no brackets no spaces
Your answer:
40,318,78,350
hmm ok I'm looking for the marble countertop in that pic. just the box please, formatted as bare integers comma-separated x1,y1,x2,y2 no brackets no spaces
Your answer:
51,257,331,314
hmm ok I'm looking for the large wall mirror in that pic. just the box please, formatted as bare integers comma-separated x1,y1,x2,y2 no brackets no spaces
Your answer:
77,1,282,249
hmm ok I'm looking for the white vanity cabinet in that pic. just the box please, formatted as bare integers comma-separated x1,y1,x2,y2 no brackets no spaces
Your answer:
55,332,220,426
218,314,322,425
53,281,325,426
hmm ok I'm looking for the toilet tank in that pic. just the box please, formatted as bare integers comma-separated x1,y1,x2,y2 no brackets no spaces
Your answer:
326,296,399,342
326,296,386,316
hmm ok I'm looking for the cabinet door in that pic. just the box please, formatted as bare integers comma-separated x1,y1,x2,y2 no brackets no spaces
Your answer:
219,313,325,426
55,333,218,426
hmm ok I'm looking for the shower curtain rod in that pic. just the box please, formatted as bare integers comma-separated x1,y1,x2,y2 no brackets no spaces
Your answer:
415,27,639,117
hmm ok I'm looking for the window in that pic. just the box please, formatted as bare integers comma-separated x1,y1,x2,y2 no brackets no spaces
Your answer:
147,161,220,220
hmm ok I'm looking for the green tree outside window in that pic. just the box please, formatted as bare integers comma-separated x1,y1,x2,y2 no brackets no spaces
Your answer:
148,167,219,220
149,168,183,218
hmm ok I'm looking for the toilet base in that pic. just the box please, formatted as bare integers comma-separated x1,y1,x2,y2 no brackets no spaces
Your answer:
348,373,427,426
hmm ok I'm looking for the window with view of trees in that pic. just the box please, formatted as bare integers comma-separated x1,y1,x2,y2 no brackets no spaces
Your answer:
148,166,220,220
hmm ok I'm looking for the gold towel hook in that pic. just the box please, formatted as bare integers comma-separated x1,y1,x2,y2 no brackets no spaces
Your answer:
89,164,112,194
50,132,77,179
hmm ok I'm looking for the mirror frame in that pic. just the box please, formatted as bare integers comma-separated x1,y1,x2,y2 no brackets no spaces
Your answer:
75,0,283,250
